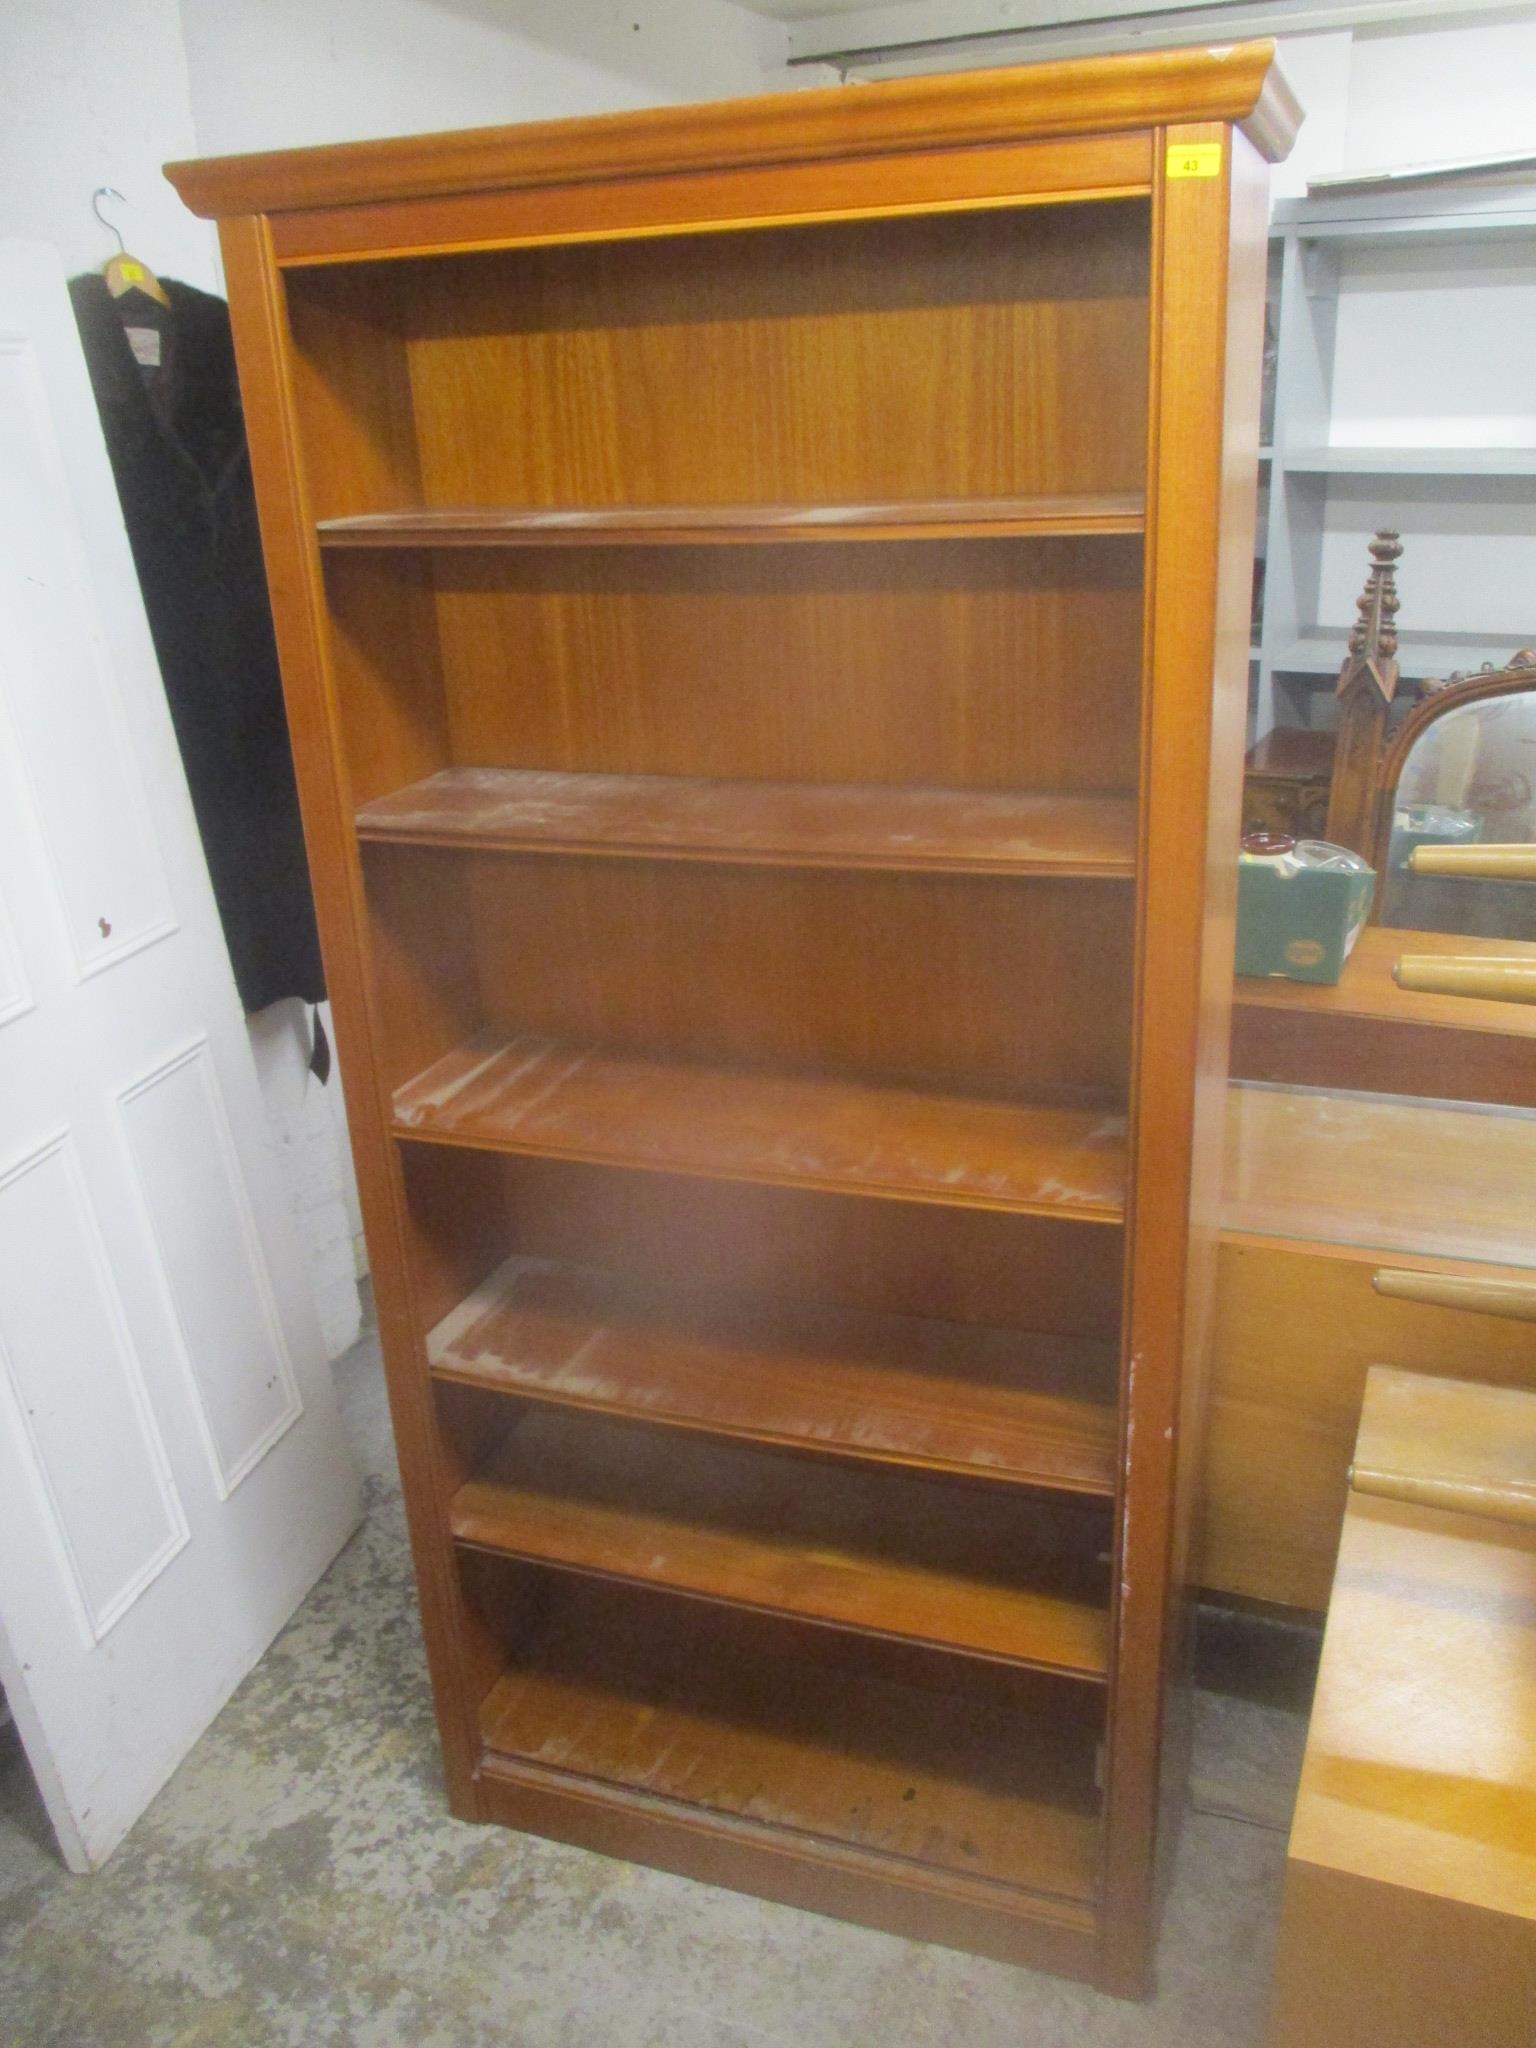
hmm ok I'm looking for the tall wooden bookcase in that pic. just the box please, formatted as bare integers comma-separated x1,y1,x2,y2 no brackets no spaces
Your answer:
169,42,1295,1997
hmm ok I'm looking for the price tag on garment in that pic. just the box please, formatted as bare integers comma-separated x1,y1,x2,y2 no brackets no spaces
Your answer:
126,326,162,368
1166,142,1223,179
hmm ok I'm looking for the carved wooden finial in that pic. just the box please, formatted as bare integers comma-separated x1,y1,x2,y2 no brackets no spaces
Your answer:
1344,528,1403,685
1325,530,1405,858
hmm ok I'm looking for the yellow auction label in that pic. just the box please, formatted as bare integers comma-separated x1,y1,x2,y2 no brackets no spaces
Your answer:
1166,143,1223,180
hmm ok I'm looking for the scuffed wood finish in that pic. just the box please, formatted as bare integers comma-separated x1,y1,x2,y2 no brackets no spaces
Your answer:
165,42,1297,219
394,1031,1128,1220
452,1409,1112,1679
182,44,1290,1994
1231,926,1536,1110
358,768,1138,878
428,1257,1119,1495
1223,1082,1536,1269
1202,1237,1536,1613
411,1152,1130,1342
319,493,1146,547
478,1580,1102,1905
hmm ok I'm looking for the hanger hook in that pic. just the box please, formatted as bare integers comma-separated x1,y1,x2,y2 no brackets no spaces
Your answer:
91,187,127,255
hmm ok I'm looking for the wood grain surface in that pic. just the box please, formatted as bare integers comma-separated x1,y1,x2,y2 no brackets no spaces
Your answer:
393,1030,1129,1219
357,767,1138,877
477,1577,1103,1903
165,41,1297,217
429,1255,1119,1494
318,493,1146,547
452,1407,1113,1678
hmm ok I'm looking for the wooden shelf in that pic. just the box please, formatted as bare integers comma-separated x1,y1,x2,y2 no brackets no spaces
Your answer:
478,1579,1102,1908
429,1257,1120,1496
393,1033,1128,1221
357,768,1138,879
317,493,1146,549
452,1408,1112,1679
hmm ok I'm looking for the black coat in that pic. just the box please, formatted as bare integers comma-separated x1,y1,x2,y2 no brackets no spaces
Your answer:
70,273,325,1014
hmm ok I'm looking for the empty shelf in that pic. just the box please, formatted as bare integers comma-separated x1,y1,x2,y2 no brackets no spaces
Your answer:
392,1033,1128,1220
452,1408,1112,1679
317,492,1146,548
1272,629,1526,680
357,768,1138,878
430,1257,1120,1495
1283,446,1536,477
478,1578,1102,1906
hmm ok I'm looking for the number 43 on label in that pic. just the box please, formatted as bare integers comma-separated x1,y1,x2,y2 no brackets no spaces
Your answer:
1166,143,1223,179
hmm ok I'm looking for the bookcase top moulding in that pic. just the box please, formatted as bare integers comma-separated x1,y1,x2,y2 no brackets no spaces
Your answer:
165,40,1298,224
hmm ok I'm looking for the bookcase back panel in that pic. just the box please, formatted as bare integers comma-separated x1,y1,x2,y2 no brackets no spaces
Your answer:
400,1146,1126,1342
284,201,1150,514
325,538,1145,797
457,857,1133,1099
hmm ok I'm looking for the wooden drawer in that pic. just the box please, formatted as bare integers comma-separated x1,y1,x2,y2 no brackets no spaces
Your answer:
1202,1235,1536,1612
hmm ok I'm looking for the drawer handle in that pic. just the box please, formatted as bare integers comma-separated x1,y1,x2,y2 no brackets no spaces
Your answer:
1408,842,1536,881
1372,1269,1536,1322
1391,954,1536,1004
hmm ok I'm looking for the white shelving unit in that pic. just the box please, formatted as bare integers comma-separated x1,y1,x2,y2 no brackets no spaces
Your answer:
1254,181,1536,740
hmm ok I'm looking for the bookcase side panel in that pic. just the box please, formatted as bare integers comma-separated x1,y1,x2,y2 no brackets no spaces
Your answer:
217,213,499,1816
1100,121,1269,1995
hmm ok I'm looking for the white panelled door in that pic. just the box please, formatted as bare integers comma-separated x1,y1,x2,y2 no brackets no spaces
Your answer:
0,243,360,1871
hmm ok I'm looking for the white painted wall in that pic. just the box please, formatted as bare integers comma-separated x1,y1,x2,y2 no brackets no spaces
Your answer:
1266,33,1352,202
0,0,218,288
1247,16,1536,199
1343,13,1536,174
178,0,791,155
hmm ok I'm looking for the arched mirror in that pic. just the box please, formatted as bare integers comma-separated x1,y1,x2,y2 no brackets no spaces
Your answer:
1371,655,1536,939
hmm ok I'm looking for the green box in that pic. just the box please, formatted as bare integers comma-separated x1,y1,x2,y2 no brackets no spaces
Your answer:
1235,849,1376,985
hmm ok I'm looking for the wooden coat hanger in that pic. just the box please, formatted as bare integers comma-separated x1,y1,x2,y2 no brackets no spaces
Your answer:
93,187,171,310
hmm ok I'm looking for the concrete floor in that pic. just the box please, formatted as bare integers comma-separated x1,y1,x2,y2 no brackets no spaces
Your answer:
0,1322,1309,2048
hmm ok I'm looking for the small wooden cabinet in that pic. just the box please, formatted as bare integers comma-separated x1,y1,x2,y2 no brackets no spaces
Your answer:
1270,1369,1536,2047
168,42,1294,1995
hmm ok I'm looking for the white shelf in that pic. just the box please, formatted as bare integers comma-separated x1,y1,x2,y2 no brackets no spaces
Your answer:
1254,184,1536,743
1283,447,1536,479
1272,630,1526,681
